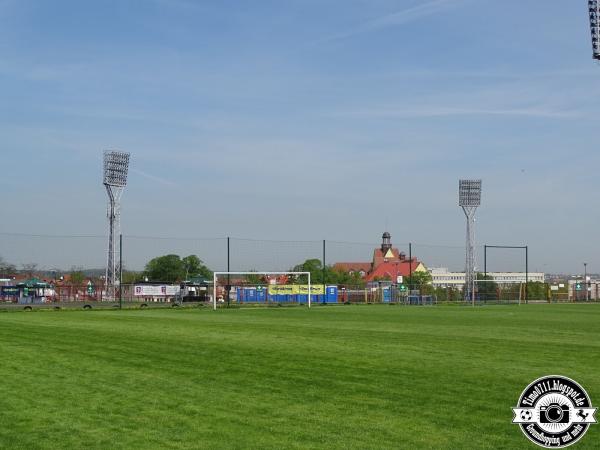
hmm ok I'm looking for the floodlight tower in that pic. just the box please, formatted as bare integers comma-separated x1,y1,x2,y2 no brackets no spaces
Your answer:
459,179,482,304
103,151,130,299
589,1,600,59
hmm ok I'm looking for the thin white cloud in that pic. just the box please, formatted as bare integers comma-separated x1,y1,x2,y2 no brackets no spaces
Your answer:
320,0,466,42
357,68,600,82
334,105,578,119
130,168,177,187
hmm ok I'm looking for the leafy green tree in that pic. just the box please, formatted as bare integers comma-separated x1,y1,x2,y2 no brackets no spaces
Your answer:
499,283,521,301
434,286,462,302
448,286,462,301
182,255,212,280
143,254,212,283
334,269,366,288
291,259,368,287
122,270,141,284
526,281,548,301
144,254,185,282
476,273,498,301
245,271,266,285
292,258,324,283
405,271,433,293
291,259,354,285
373,275,392,282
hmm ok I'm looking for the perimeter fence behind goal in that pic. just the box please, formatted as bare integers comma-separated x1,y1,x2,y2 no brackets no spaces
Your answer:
1,233,597,308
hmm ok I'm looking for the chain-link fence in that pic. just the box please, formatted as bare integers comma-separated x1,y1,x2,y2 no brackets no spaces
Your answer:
0,233,524,276
1,232,595,308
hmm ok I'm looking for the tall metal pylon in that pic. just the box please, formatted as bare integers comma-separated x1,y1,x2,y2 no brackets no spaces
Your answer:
103,151,130,300
459,179,482,305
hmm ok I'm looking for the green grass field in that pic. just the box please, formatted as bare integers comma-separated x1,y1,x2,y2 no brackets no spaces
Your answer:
0,304,599,449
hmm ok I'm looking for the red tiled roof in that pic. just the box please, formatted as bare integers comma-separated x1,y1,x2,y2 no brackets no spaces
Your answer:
372,247,407,266
333,238,420,282
373,248,401,259
364,259,421,282
333,262,372,273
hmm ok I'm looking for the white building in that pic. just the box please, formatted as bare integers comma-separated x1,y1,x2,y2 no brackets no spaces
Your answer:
429,268,544,288
568,279,600,301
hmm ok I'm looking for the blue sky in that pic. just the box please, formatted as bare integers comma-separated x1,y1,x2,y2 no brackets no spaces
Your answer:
0,0,598,273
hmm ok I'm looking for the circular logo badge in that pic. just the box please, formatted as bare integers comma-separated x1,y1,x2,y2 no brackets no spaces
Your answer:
512,375,597,448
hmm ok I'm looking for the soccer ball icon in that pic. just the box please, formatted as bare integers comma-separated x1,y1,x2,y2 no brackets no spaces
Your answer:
521,410,533,421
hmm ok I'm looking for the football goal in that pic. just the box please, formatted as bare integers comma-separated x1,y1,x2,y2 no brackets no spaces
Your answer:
212,271,312,310
473,278,541,305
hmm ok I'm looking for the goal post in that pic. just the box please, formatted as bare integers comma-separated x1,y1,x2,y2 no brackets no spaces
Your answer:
473,278,524,304
472,278,547,304
212,271,311,310
483,245,529,303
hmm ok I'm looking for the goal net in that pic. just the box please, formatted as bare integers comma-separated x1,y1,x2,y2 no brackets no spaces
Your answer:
473,278,548,304
212,271,319,309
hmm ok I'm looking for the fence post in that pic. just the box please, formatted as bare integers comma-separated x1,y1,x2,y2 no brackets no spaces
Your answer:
484,245,487,277
408,242,412,291
227,237,230,308
322,240,326,290
525,246,528,304
119,234,123,309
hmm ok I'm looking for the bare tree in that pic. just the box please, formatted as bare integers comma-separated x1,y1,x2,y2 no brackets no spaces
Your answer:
50,267,63,281
0,256,16,277
22,263,38,278
69,266,86,286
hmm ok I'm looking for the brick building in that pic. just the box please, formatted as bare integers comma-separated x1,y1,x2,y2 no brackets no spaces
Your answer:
334,232,426,283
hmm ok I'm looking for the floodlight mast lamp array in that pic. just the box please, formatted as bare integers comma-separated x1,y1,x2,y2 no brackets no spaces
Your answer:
589,1,600,60
103,151,130,300
459,179,482,305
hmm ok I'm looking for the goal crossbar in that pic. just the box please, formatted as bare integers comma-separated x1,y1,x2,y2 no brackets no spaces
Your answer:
212,271,312,310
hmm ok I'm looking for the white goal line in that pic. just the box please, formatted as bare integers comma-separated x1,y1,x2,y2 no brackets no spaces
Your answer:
212,271,312,310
